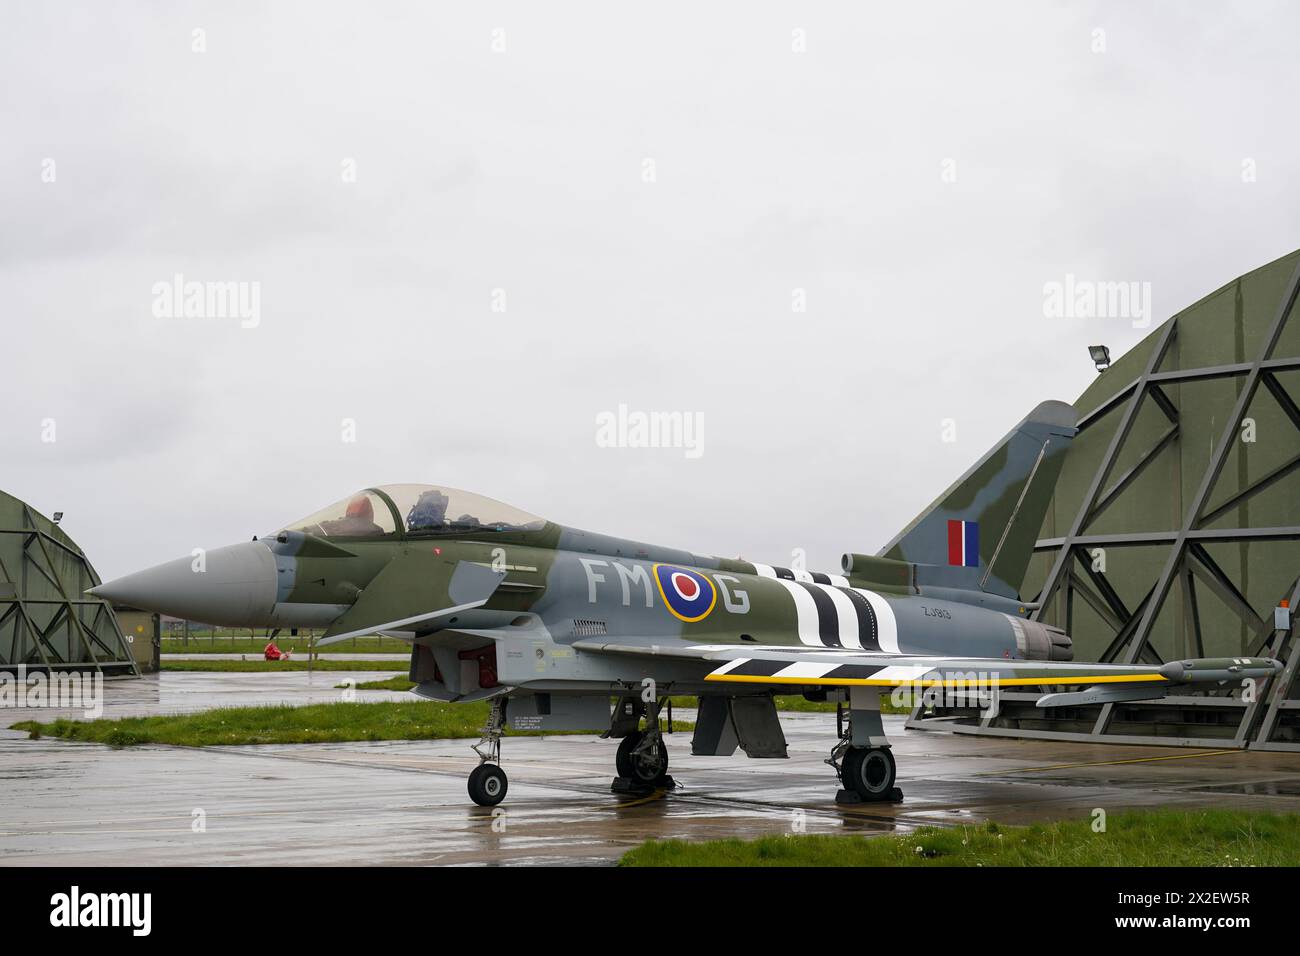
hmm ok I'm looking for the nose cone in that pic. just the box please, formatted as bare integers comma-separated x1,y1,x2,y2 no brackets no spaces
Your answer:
89,541,278,626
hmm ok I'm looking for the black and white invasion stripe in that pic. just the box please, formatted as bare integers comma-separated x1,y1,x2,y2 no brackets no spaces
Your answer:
750,563,848,587
748,562,898,653
709,657,928,685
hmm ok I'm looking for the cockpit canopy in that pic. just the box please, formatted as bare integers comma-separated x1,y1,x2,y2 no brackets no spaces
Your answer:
280,484,546,539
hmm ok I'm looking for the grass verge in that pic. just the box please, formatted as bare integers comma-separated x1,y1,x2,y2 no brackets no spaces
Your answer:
161,638,407,655
771,694,914,715
342,681,913,715
346,675,418,690
162,659,406,673
620,810,1300,867
11,701,690,747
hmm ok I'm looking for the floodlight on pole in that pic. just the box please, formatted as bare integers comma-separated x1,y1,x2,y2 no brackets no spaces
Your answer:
1088,345,1111,373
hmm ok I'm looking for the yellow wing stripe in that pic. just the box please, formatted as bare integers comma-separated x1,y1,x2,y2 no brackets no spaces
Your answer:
705,673,1170,687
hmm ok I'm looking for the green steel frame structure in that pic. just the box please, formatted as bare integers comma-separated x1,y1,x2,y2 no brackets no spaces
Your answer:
911,250,1300,749
0,491,138,675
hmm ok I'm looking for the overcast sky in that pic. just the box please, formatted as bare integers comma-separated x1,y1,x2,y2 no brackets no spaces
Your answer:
3,1,1298,580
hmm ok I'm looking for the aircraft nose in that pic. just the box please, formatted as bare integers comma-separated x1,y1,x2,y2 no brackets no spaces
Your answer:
88,540,278,626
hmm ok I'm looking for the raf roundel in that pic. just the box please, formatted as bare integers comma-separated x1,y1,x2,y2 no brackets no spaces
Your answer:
652,564,717,623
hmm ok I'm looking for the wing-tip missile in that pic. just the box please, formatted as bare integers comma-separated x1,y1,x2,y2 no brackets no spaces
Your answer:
1158,657,1283,683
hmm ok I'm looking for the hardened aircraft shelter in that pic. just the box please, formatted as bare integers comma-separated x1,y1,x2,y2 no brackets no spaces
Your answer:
0,490,138,675
911,249,1300,750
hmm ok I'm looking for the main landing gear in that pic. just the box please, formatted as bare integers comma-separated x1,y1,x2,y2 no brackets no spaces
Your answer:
609,695,675,794
468,697,509,807
616,730,670,785
838,745,897,801
827,691,903,804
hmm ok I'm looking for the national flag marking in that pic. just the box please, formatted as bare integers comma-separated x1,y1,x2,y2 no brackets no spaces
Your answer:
947,519,979,568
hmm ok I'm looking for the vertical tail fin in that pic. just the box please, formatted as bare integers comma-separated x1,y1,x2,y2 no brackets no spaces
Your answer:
880,400,1078,599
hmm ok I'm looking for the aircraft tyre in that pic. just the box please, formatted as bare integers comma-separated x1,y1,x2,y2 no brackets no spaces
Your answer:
616,731,669,784
468,763,508,806
842,746,896,801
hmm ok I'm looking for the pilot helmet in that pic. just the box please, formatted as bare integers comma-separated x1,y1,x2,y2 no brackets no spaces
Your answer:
345,495,374,522
407,489,451,530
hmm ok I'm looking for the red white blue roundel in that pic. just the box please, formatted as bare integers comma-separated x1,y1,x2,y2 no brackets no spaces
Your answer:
652,564,717,623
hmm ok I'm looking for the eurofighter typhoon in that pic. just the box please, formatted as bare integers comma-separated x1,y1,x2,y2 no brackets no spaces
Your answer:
91,401,1281,806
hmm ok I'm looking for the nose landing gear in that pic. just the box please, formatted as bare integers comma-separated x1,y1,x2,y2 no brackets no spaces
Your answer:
467,697,508,807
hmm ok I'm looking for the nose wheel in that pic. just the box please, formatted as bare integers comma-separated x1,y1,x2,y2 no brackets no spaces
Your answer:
468,763,508,806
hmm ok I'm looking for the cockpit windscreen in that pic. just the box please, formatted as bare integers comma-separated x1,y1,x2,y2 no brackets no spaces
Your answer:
278,484,545,539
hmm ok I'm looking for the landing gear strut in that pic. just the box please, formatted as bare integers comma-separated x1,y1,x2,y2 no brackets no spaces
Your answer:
610,695,675,794
468,697,508,807
827,693,903,804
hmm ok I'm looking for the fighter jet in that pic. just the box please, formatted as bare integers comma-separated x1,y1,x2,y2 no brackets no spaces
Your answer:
90,400,1281,806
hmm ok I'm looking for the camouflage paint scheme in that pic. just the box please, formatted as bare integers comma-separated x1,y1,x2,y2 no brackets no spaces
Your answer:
93,398,1281,705
89,400,1282,802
